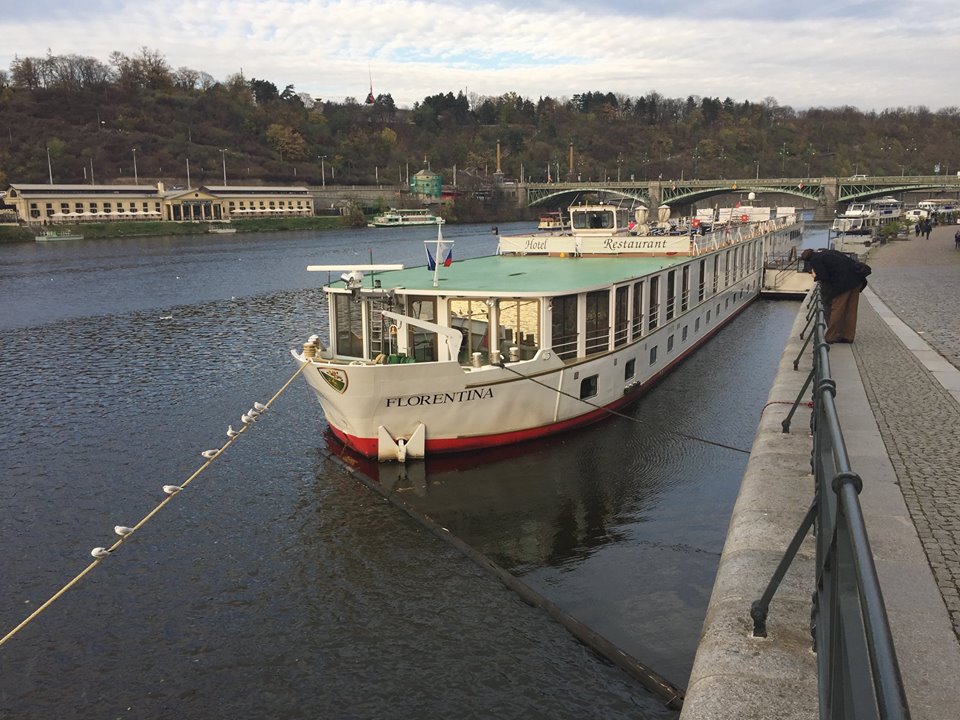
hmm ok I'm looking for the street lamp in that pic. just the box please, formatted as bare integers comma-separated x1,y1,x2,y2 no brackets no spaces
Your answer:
319,155,326,187
220,149,227,185
132,148,138,184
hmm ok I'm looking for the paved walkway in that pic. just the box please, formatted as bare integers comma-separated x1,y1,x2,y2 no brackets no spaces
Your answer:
682,222,960,719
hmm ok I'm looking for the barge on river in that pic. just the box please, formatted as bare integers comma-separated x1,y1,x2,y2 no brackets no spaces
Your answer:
294,204,802,461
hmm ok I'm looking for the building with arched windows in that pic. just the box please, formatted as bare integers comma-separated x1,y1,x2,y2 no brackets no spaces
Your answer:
2,182,315,225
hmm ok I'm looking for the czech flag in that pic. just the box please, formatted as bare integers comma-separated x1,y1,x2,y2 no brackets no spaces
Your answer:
442,247,453,267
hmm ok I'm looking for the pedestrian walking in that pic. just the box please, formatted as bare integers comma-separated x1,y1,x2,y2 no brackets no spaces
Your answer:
954,229,960,249
800,248,871,343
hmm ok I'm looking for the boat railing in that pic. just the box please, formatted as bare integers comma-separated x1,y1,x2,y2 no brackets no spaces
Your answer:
551,335,579,361
750,288,911,719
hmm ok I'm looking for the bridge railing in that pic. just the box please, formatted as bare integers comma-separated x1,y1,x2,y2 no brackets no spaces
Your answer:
751,288,911,720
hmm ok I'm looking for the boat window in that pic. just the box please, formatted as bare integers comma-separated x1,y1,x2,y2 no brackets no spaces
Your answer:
585,290,610,355
624,358,635,381
551,294,578,360
406,297,438,362
334,293,364,358
631,281,644,340
450,298,492,364
580,375,598,400
497,299,540,361
667,334,674,352
649,345,658,365
648,276,660,331
682,325,688,341
614,286,629,348
666,270,676,321
572,209,614,230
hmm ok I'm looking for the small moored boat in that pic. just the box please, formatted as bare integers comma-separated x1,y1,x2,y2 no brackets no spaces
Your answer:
294,204,801,461
36,229,84,242
368,208,444,228
537,211,569,231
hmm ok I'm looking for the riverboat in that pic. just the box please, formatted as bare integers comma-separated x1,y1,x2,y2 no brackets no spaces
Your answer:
368,208,444,228
294,204,802,461
831,196,903,236
35,229,84,242
537,211,569,231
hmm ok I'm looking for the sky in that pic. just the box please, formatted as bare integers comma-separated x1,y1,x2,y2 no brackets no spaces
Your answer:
2,0,959,112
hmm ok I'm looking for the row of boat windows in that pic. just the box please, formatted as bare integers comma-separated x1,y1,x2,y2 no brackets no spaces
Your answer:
577,288,751,400
333,240,762,363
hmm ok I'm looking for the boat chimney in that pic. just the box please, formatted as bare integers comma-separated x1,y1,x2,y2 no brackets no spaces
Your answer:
157,180,165,194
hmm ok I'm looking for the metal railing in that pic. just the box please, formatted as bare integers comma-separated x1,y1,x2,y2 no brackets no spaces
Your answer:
751,287,911,720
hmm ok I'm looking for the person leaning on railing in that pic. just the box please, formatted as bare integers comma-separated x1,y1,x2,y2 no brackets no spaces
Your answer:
800,248,871,344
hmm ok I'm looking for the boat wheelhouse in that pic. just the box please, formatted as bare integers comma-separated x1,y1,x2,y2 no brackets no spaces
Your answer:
295,204,801,461
368,208,444,228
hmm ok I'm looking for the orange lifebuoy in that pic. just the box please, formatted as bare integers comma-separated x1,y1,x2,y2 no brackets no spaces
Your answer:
740,214,749,223
692,218,701,227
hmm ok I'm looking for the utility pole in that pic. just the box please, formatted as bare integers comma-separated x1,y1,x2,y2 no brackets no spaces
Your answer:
132,148,138,184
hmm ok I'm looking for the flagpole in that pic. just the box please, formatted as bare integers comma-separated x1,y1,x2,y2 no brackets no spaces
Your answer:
432,221,442,288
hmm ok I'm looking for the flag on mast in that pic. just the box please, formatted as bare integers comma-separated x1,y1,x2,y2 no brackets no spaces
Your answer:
424,221,453,286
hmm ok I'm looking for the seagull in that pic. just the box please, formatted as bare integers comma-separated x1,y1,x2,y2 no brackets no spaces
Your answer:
227,425,239,438
114,525,134,537
162,485,182,495
91,547,111,559
201,449,218,459
253,402,267,412
247,408,260,419
241,413,254,425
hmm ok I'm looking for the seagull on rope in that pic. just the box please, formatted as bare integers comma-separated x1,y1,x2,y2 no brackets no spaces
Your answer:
114,526,134,537
201,449,219,459
90,547,111,559
162,485,182,495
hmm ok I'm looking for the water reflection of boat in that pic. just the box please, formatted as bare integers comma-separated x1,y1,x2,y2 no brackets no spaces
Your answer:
368,208,444,228
295,203,801,461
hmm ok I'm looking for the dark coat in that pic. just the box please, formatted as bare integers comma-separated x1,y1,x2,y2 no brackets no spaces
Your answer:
807,249,867,301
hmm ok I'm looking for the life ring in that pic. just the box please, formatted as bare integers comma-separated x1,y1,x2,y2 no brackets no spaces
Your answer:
740,214,749,223
692,218,701,227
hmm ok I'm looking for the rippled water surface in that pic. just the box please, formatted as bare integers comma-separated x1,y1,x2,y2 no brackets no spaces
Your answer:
0,223,814,718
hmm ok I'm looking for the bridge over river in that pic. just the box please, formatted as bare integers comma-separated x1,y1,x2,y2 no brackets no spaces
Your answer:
308,175,960,222
518,175,960,221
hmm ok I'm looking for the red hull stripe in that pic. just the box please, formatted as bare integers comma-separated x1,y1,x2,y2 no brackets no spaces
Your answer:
329,295,755,458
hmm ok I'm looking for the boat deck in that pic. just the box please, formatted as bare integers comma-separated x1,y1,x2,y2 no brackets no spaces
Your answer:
332,254,689,297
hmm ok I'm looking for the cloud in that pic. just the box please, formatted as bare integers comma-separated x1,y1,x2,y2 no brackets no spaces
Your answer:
2,0,958,111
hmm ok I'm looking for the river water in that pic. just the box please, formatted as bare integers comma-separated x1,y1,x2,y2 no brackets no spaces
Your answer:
0,222,822,719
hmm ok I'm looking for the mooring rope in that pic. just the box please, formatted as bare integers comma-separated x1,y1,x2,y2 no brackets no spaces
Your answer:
0,364,306,648
494,361,752,455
